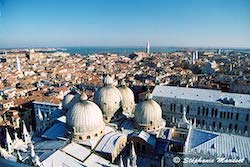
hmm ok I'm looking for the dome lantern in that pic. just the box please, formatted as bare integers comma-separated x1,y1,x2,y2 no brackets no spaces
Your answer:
104,75,114,86
80,92,88,101
145,92,153,100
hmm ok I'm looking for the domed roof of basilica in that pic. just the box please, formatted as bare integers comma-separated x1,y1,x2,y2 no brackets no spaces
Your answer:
134,92,165,132
66,92,105,136
62,91,81,111
118,80,135,116
94,75,122,122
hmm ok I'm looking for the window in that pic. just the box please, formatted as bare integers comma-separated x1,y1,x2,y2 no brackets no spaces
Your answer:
212,121,215,128
170,104,173,112
236,113,239,120
234,124,238,130
180,104,183,113
174,104,176,112
219,122,222,128
79,136,82,140
229,124,232,130
87,136,90,139
227,112,230,119
246,114,249,121
202,107,205,116
206,108,209,116
211,108,214,117
198,107,200,115
220,112,223,118
187,105,190,114
231,113,233,120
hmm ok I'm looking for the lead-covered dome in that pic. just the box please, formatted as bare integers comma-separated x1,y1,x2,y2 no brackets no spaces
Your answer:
62,91,81,111
94,75,122,122
66,92,105,141
118,80,135,116
134,92,165,132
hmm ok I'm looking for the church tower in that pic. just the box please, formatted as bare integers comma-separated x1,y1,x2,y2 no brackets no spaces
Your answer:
16,56,21,71
146,41,150,54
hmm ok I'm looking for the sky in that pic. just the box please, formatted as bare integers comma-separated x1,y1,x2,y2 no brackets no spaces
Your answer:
0,0,250,48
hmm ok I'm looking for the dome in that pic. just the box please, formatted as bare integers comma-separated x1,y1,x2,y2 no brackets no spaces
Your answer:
94,75,122,122
118,80,135,116
62,92,81,111
66,92,105,141
134,92,165,132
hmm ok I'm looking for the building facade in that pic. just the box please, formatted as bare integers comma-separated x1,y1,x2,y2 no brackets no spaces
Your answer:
152,86,250,136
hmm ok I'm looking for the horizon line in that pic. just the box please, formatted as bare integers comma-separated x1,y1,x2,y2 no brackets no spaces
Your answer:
1,45,250,50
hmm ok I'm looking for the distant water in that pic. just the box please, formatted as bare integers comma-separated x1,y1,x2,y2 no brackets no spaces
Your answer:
59,47,250,56
62,47,179,56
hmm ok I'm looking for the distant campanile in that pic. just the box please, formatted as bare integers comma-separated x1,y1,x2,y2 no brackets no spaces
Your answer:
16,56,21,71
146,41,150,54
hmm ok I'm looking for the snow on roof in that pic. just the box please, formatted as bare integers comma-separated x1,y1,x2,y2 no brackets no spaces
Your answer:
61,142,91,161
131,131,156,148
83,153,117,167
95,131,127,154
41,142,117,167
57,115,66,123
153,86,250,109
187,129,250,160
42,150,85,167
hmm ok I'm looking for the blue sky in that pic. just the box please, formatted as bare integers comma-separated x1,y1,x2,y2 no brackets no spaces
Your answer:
0,0,250,48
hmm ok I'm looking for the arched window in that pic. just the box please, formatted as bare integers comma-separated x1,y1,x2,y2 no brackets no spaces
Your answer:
212,121,215,128
187,105,190,114
180,104,183,113
234,124,238,130
87,136,90,139
198,107,200,115
236,113,239,120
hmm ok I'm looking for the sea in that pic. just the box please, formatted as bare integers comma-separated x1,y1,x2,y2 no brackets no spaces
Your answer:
62,47,178,56
1,46,250,56
59,47,250,56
